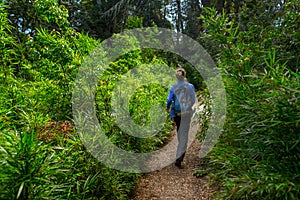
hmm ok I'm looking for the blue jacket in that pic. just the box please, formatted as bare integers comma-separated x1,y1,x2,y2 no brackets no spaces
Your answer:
166,81,196,118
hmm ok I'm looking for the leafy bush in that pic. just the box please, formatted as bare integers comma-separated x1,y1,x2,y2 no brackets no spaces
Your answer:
96,46,173,154
196,5,300,200
0,3,140,199
1,4,176,198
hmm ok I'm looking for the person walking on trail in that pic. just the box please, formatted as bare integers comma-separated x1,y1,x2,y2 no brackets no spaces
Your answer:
166,67,196,168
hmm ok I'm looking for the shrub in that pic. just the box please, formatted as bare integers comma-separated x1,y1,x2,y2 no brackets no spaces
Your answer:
196,5,300,200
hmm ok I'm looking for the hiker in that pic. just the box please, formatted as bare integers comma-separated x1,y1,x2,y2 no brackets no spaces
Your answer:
166,67,196,168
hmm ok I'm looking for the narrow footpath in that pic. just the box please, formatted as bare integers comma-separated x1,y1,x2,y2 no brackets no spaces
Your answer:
133,137,215,200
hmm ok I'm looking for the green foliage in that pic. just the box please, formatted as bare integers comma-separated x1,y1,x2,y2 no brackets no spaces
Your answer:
20,27,98,119
194,88,211,142
4,0,299,199
0,3,21,83
126,16,143,29
6,0,70,37
0,128,140,199
96,46,173,154
0,131,53,199
34,0,70,29
0,3,179,198
197,4,300,200
0,3,142,199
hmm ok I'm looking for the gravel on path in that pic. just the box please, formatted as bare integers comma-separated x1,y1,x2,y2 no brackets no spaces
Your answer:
133,137,215,200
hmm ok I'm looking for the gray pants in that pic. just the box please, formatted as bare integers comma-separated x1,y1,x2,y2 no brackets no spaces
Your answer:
174,114,192,163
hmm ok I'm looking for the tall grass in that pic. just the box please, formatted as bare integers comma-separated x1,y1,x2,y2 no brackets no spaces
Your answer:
0,6,173,198
0,5,138,199
196,5,300,199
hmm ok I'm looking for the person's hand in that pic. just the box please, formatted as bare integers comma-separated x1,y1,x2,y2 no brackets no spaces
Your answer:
166,108,170,113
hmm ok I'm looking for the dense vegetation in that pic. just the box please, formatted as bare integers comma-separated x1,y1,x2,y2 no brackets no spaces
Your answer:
0,0,299,199
0,2,171,199
196,2,300,199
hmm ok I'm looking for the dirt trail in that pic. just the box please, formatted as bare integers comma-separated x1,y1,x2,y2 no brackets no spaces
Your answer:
133,137,215,200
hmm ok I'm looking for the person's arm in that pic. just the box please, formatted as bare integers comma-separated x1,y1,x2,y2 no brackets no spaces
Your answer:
166,85,174,112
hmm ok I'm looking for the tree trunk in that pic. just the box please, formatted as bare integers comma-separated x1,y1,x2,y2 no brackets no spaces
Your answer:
176,0,183,33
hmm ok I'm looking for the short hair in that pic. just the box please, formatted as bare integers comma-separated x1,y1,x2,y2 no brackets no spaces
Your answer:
175,67,186,81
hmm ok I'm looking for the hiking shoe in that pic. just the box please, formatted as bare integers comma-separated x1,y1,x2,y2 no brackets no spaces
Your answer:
175,161,182,168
